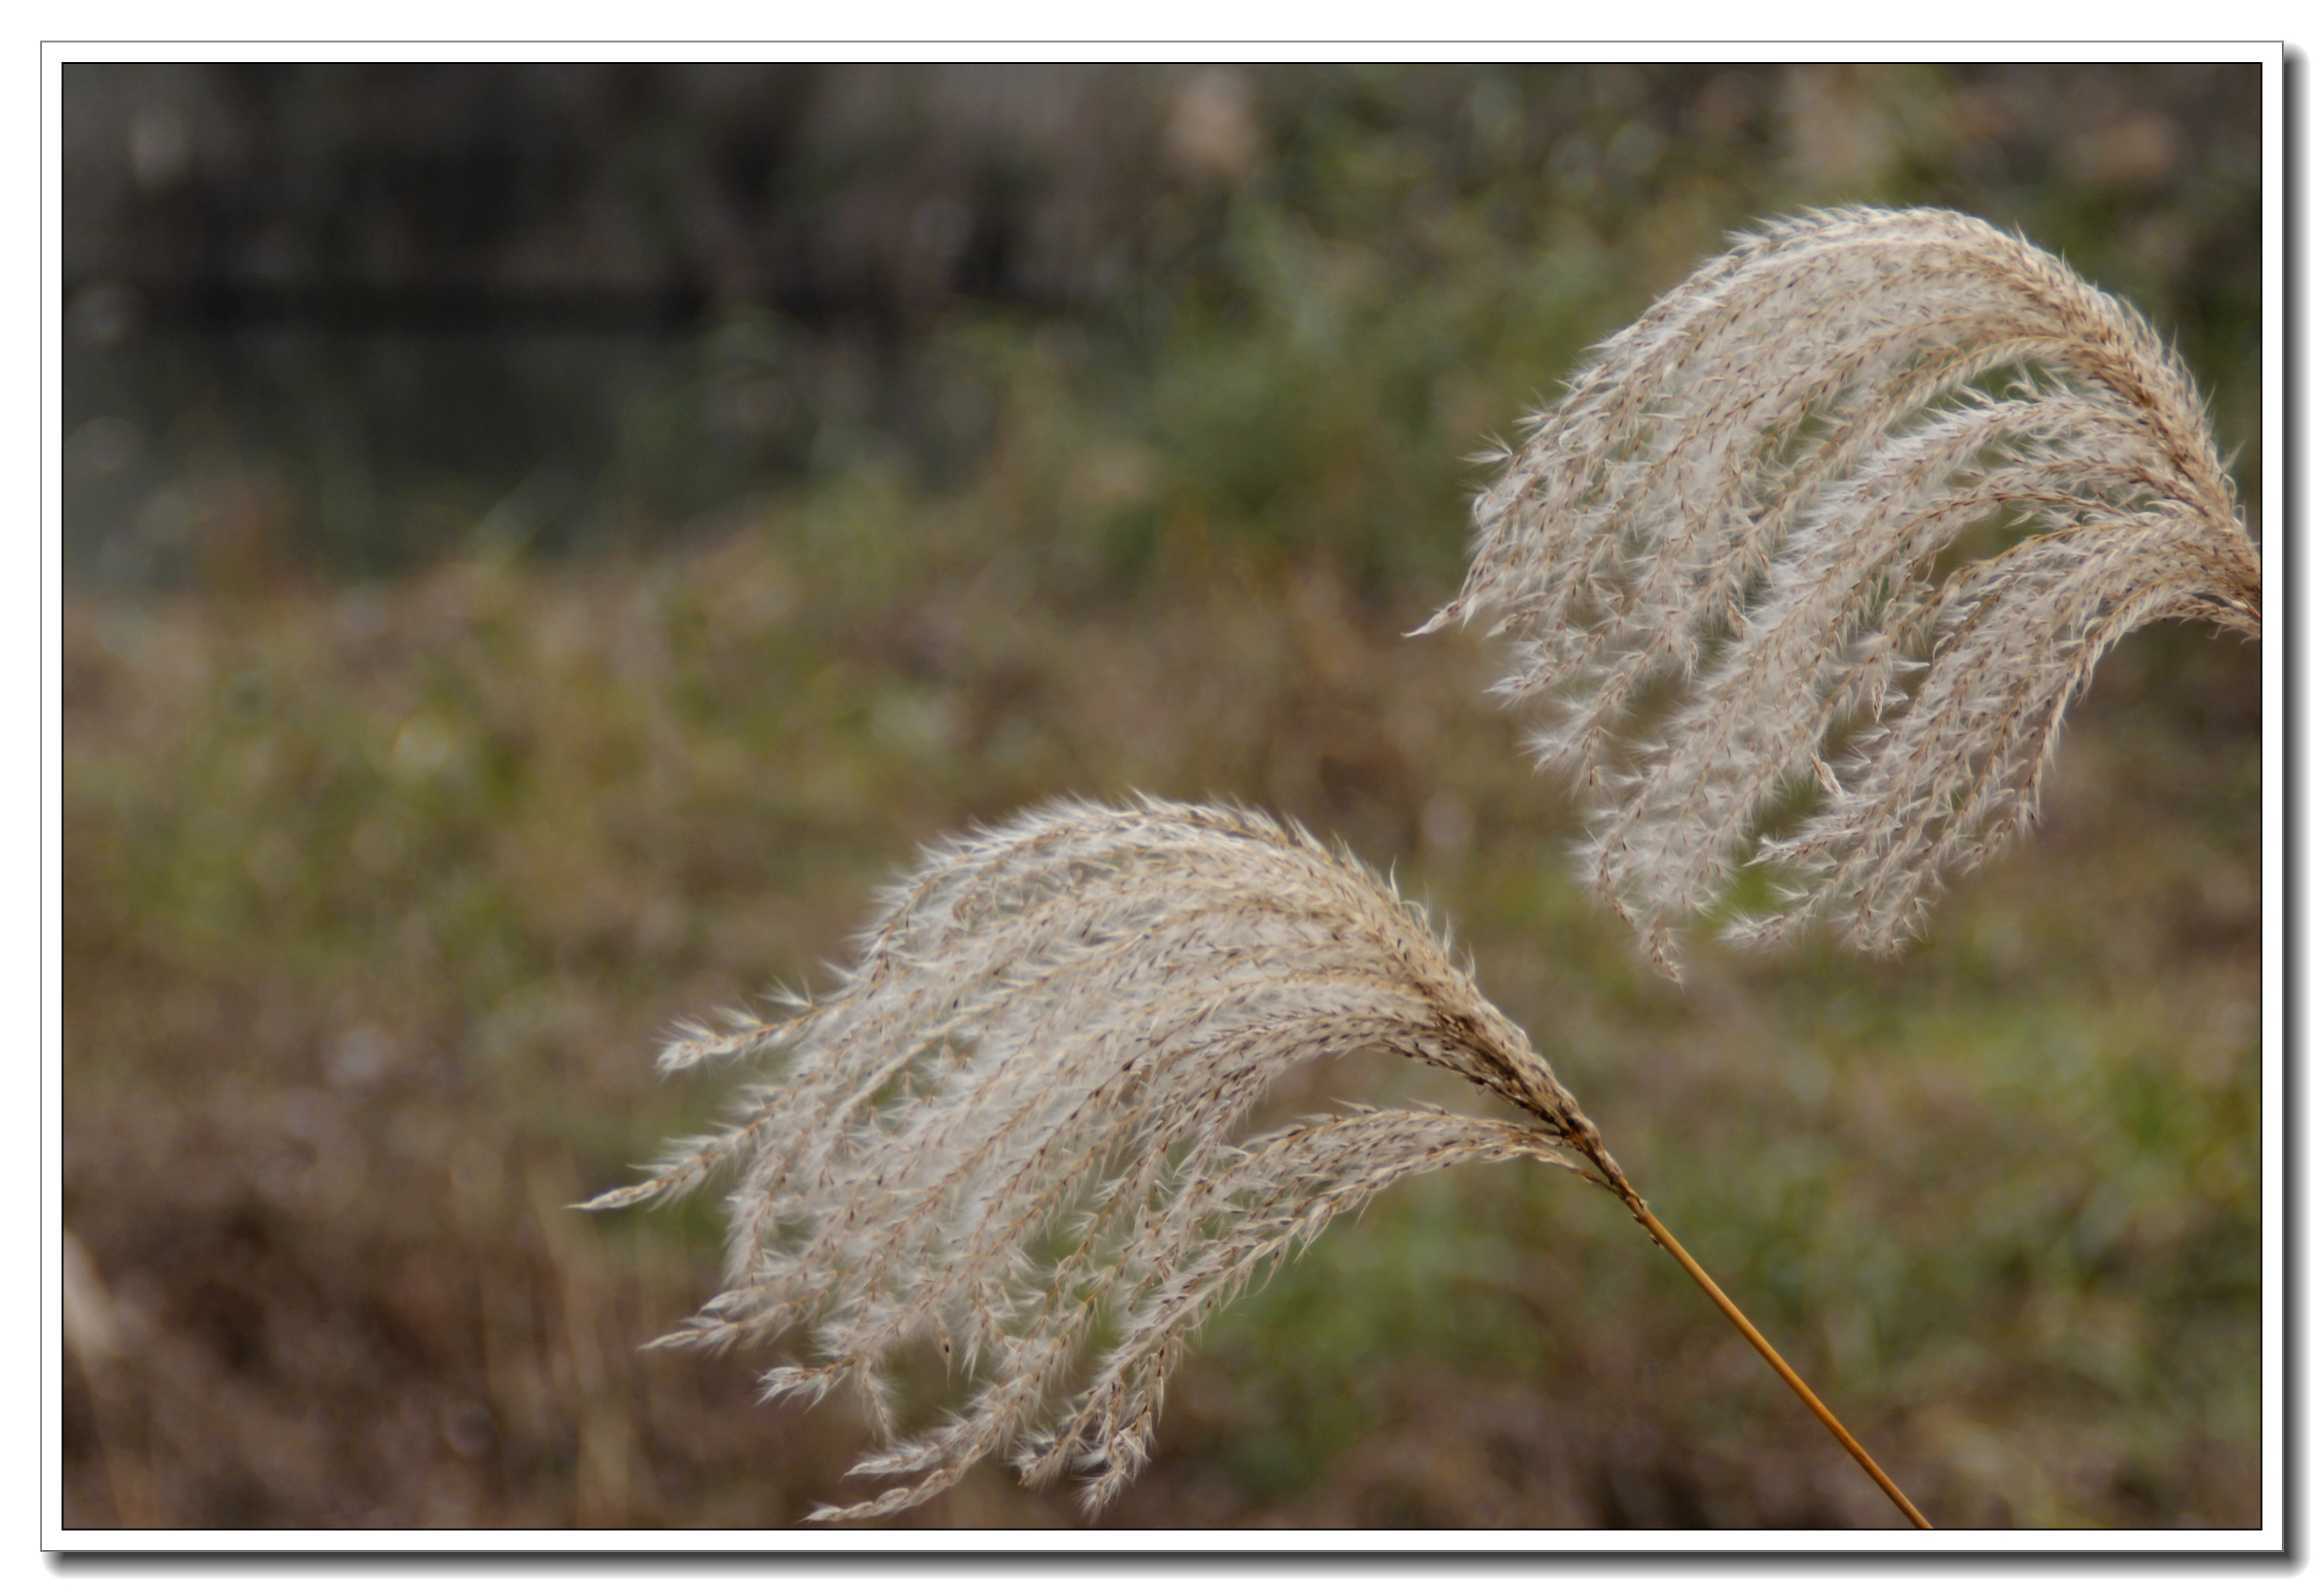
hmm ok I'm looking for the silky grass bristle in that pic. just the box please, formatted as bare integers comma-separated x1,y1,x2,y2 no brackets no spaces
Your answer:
1418,206,2262,974
586,798,1613,1520
584,797,1924,1524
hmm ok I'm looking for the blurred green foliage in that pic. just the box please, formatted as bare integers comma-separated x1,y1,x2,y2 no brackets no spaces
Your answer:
62,62,2262,1530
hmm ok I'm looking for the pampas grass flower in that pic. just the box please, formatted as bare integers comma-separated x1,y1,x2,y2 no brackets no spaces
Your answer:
1419,206,2260,972
588,797,1921,1523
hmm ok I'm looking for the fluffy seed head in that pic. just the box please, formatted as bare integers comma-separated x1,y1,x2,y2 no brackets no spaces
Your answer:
1420,206,2260,974
586,796,1617,1520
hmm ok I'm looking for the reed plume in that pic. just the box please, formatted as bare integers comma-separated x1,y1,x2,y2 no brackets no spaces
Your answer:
1419,206,2262,973
586,796,1921,1524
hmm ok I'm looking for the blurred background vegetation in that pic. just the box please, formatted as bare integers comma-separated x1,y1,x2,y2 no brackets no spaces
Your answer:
59,61,2263,1530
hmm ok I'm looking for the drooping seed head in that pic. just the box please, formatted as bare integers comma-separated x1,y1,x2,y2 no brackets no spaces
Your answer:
1421,206,2259,972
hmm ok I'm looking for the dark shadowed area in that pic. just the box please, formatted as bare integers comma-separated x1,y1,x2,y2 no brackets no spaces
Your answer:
60,60,2264,1531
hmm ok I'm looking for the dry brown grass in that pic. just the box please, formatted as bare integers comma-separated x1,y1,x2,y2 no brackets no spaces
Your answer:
58,530,2258,1528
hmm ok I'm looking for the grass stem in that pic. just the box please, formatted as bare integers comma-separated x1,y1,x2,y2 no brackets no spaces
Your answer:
1630,1202,1932,1529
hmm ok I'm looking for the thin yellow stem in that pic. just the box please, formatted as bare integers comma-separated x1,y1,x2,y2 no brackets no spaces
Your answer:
1631,1202,1931,1529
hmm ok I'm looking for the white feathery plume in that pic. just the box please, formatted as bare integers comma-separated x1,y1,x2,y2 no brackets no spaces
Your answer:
1418,206,2262,973
585,796,1626,1521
